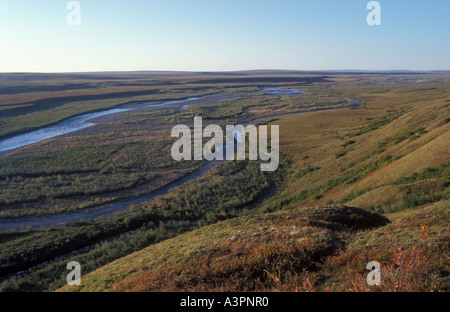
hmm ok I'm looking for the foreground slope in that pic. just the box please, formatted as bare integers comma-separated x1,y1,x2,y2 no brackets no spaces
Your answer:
60,201,448,292
59,205,388,291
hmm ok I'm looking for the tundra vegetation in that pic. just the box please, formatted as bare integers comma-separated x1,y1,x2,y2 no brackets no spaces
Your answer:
0,71,448,292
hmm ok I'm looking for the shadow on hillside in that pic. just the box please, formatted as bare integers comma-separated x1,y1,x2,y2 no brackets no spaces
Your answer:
304,205,390,231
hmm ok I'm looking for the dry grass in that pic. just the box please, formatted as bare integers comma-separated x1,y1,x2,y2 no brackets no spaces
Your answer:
264,81,450,210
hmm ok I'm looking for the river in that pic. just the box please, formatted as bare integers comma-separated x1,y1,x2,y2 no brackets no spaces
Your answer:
0,88,361,230
0,98,201,152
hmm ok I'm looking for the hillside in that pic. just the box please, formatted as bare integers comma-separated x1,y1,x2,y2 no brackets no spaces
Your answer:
58,201,448,292
58,77,449,292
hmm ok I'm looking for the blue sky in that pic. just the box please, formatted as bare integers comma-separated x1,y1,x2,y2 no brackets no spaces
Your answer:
0,0,449,72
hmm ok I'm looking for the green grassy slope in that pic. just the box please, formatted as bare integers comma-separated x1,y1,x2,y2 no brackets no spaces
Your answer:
59,200,448,292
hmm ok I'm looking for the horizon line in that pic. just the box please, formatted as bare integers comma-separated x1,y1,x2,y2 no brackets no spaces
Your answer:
1,69,450,75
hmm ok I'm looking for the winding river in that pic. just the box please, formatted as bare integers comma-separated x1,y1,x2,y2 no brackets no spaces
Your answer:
0,88,360,230
0,98,202,152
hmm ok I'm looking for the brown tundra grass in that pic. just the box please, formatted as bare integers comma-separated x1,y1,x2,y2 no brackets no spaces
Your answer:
350,224,430,292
